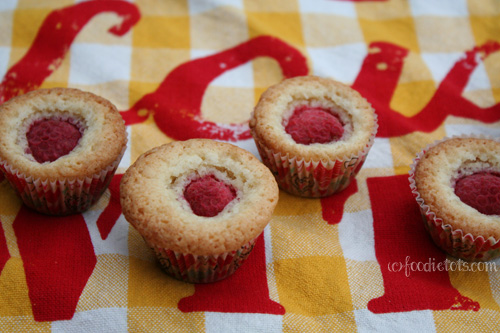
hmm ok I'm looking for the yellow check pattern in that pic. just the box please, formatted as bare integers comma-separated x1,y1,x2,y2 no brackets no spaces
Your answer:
0,0,500,331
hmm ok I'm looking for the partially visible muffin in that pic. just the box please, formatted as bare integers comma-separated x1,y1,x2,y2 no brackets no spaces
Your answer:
250,76,377,197
0,88,127,215
120,139,279,283
410,137,500,261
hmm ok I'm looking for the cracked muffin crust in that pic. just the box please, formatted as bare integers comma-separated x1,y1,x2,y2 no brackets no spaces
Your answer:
250,76,377,197
0,88,127,214
120,139,279,282
411,137,500,261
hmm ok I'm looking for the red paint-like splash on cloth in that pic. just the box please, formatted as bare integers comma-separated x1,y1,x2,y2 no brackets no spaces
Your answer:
0,220,10,276
0,0,496,323
13,206,97,321
321,179,358,225
0,2,138,322
118,40,500,143
96,174,123,240
178,234,285,314
0,0,140,103
353,41,500,137
366,175,479,313
120,35,309,141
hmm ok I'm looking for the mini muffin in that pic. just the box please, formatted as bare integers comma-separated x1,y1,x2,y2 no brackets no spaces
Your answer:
0,88,127,215
250,76,377,197
120,139,279,283
410,137,500,261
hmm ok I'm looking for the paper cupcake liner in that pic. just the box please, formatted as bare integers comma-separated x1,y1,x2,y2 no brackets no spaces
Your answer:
147,237,257,283
409,135,500,261
252,114,377,198
0,146,125,215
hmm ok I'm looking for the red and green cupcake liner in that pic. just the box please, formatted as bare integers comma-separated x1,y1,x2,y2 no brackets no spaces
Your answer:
0,147,125,215
252,116,377,198
254,141,366,197
146,237,257,283
409,135,500,261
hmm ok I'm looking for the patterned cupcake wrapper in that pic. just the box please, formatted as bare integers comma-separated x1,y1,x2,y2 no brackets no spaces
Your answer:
0,146,125,215
252,115,377,197
409,135,500,261
147,237,257,284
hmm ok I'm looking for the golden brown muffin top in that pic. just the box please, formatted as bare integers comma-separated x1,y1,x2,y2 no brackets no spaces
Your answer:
0,88,127,180
120,139,279,256
250,76,377,162
414,137,500,239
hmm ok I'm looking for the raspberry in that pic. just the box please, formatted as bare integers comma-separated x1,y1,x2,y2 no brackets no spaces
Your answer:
455,172,500,215
184,175,237,217
285,106,344,145
27,119,82,163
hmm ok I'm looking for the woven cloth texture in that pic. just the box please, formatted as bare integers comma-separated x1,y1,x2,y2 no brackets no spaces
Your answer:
0,0,500,332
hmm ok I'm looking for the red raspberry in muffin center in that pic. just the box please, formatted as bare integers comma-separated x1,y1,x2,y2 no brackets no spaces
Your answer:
27,118,82,163
455,172,500,215
184,175,237,217
285,106,344,145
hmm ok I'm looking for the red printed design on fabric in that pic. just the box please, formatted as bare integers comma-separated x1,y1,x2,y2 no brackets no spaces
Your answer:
120,35,309,141
0,0,140,104
96,174,123,240
353,41,500,138
366,175,479,313
0,220,10,276
321,179,358,224
322,41,500,226
0,0,137,321
178,234,285,314
0,0,496,323
13,206,97,322
0,1,302,321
